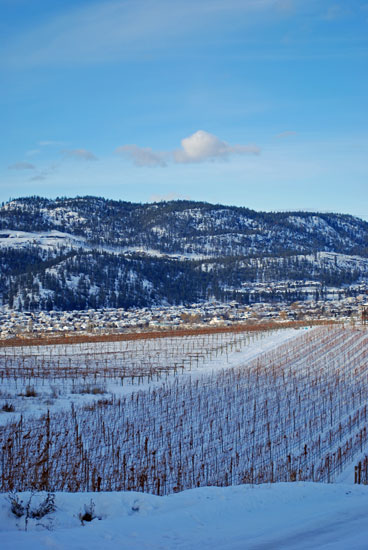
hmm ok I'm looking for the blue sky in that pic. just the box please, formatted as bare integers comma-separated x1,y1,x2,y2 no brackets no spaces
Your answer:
1,0,368,219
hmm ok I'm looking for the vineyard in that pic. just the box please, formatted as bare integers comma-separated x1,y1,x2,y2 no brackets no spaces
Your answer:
0,328,278,400
1,325,368,494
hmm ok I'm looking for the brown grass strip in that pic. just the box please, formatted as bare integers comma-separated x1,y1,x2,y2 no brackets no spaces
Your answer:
0,319,334,348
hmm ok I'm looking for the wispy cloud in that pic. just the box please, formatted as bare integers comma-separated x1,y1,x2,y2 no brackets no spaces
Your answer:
25,149,41,157
23,161,61,182
29,174,47,181
2,0,296,67
274,0,296,13
116,145,166,167
116,130,260,167
321,4,349,21
8,161,36,170
275,130,297,138
39,140,65,147
62,149,97,161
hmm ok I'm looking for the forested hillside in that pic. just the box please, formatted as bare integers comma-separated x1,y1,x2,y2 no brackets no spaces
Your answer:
0,196,367,310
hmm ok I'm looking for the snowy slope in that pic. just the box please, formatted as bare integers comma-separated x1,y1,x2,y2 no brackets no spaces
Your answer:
0,229,208,260
0,230,86,250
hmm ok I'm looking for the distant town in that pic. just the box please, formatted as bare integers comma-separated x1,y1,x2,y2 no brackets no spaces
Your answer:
1,280,367,339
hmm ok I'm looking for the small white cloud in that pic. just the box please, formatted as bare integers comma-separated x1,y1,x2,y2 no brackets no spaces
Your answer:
62,149,97,161
116,145,167,167
8,162,36,170
26,149,41,157
174,130,260,163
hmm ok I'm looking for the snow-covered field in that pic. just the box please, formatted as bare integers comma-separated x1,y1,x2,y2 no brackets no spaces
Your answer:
2,325,368,548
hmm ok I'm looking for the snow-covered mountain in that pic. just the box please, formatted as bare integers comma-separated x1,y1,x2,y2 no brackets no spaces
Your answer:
0,196,367,310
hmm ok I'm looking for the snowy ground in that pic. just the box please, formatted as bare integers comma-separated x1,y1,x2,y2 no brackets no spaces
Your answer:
1,482,368,549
